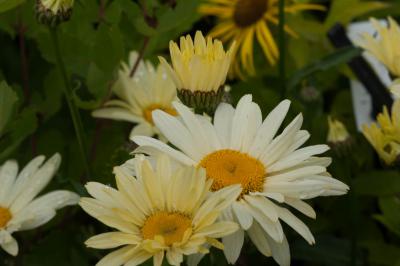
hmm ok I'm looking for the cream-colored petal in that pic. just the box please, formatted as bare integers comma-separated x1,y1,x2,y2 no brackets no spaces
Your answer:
0,160,18,205
10,154,61,213
222,228,244,264
85,232,141,249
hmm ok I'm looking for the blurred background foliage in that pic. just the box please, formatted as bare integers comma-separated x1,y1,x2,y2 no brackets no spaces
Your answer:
0,0,400,265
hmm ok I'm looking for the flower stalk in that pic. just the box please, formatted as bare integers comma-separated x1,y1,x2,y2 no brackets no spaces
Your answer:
49,27,90,178
278,0,286,99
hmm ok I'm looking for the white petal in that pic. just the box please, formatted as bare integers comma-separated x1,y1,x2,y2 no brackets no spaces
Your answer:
173,101,213,155
0,160,18,205
275,207,315,244
132,136,195,166
269,145,330,172
230,94,253,150
214,102,235,148
267,233,290,266
0,230,18,256
244,195,279,222
10,154,61,213
15,208,56,231
92,108,142,123
247,221,272,257
260,114,303,166
242,201,284,242
152,109,202,161
96,246,136,266
223,228,244,264
249,100,291,157
6,155,45,206
85,232,141,249
232,201,253,230
129,123,154,139
284,198,316,219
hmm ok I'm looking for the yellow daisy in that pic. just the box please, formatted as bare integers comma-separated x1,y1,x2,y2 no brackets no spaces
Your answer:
92,51,178,140
358,17,400,97
199,0,326,78
80,155,241,266
358,17,400,77
159,31,234,113
132,95,349,265
362,99,400,166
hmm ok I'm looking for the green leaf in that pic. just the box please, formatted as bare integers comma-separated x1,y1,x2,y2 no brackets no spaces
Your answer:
287,47,362,90
0,107,38,162
354,171,400,196
360,241,400,266
0,80,18,136
0,0,25,13
324,0,388,29
374,196,400,237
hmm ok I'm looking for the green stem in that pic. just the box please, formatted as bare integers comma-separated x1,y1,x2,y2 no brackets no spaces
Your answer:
343,158,357,266
278,0,286,99
49,27,91,179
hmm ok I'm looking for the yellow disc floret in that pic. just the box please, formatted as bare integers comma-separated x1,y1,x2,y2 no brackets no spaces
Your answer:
0,207,12,228
142,211,192,246
143,104,177,125
200,149,266,197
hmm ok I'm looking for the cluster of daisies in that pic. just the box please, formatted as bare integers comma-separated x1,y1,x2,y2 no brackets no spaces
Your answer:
3,1,399,264
88,31,350,266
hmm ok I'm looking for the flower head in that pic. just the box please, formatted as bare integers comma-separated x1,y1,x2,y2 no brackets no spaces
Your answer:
327,117,352,154
132,95,349,265
362,100,400,166
92,51,178,141
159,31,234,114
199,0,325,78
0,154,79,256
80,155,241,266
36,0,74,26
358,17,400,78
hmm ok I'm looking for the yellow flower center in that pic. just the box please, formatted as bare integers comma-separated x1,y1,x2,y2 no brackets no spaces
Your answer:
199,149,266,197
0,207,12,228
143,104,177,125
233,0,268,28
142,211,192,246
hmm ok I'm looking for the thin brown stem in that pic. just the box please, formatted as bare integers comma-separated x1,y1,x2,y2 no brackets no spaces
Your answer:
129,36,150,77
17,21,30,105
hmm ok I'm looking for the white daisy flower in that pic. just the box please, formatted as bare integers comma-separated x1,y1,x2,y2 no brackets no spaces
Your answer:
80,155,241,266
131,94,349,265
0,154,79,256
92,51,178,141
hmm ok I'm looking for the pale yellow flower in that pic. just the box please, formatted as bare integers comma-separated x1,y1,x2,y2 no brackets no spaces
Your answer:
92,51,178,140
199,0,325,78
160,31,234,94
327,117,350,144
362,99,400,165
80,155,241,266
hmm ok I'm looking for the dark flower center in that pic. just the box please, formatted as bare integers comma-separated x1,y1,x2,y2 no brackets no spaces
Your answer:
233,0,268,28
